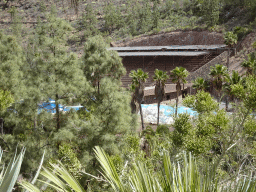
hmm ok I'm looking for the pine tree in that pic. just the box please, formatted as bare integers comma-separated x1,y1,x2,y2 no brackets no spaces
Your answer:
0,7,90,176
76,78,135,172
103,1,124,33
0,32,24,99
138,0,152,33
80,3,99,38
81,35,126,96
201,0,220,26
126,0,140,36
25,6,88,131
152,0,161,30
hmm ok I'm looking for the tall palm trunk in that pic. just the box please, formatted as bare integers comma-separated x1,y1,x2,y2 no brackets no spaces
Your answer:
217,91,221,103
175,83,181,117
225,96,229,111
139,103,145,130
157,100,160,126
175,90,179,117
131,95,137,114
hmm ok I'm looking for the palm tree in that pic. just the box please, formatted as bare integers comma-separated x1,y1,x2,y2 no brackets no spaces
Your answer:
129,69,148,130
170,67,189,116
209,64,228,103
153,69,169,126
223,70,244,111
224,32,238,70
130,84,137,114
241,52,256,76
192,77,209,93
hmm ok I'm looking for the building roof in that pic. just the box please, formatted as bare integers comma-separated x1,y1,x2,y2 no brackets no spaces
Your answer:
117,51,209,57
108,45,226,52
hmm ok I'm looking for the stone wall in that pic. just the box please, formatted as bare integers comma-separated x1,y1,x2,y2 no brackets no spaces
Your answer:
186,51,228,82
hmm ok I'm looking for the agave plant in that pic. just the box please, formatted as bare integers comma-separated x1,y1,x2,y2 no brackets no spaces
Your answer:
0,147,25,192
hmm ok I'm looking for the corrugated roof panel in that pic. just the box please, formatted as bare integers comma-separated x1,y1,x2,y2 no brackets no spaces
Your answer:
118,51,209,57
108,45,226,51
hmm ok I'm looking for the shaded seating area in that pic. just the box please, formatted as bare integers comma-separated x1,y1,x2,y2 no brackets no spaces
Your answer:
108,45,226,103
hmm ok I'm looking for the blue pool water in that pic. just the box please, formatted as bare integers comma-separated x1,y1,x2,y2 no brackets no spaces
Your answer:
141,104,197,116
38,99,83,114
141,104,196,124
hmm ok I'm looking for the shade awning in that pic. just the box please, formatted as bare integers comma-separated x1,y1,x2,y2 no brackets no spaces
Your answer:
108,45,226,52
118,51,209,57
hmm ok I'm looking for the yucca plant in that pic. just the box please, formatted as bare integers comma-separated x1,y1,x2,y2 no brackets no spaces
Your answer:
0,147,25,192
20,160,86,192
220,175,256,192
94,146,218,192
20,147,256,192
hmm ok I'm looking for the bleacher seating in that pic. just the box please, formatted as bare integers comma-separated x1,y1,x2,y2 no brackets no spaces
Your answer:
121,52,220,88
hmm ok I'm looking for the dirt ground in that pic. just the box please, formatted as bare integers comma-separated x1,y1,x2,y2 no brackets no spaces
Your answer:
113,31,224,47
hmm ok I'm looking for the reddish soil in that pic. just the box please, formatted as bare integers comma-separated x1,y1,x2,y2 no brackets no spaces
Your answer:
228,32,256,76
113,31,225,47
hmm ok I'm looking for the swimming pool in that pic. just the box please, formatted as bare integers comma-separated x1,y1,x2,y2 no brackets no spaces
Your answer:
38,99,84,114
141,104,196,124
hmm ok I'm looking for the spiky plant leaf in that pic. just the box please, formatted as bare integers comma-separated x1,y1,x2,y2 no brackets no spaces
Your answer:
0,147,25,192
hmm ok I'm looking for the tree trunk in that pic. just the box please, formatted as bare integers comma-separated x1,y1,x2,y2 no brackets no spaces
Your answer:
56,94,60,131
227,48,230,70
0,118,3,135
157,100,160,126
139,103,145,130
225,96,229,111
34,115,37,131
131,96,137,114
175,90,179,117
217,91,220,103
98,81,100,95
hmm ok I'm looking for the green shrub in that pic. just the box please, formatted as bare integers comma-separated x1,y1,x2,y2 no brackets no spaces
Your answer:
156,124,169,135
233,26,252,41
